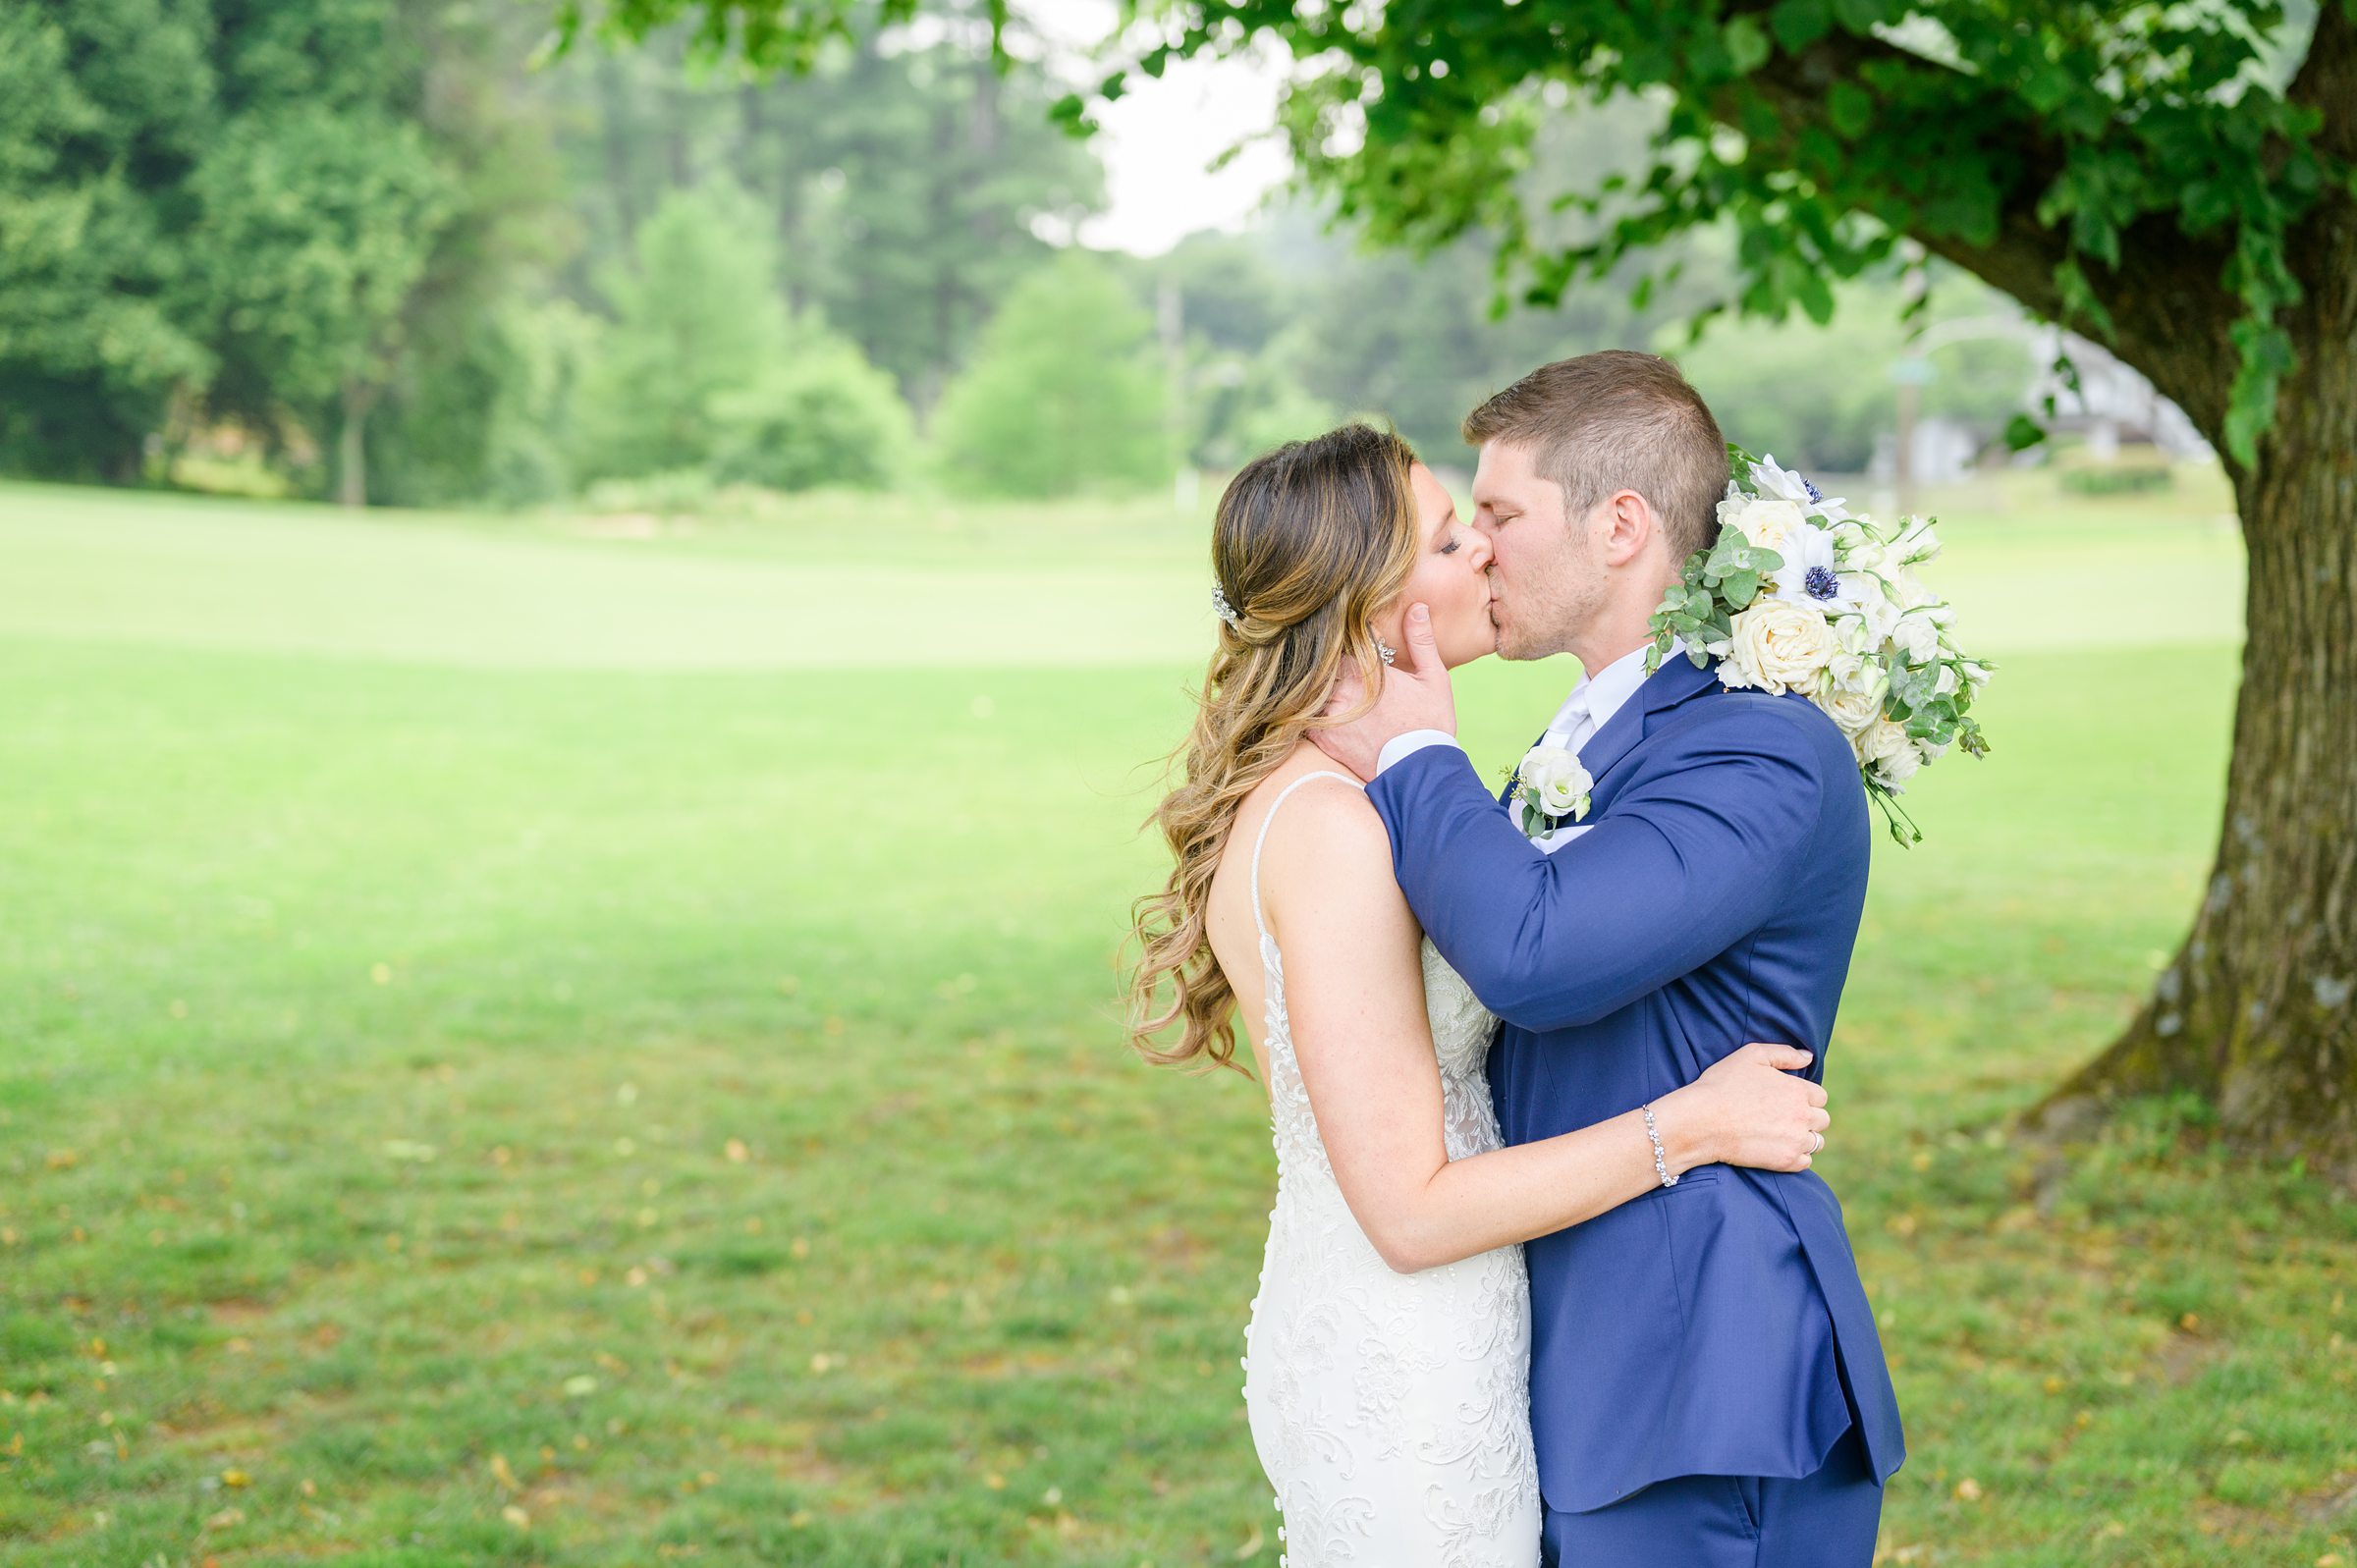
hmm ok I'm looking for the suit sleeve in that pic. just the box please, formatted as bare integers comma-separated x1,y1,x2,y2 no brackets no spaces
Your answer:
1365,700,1830,1033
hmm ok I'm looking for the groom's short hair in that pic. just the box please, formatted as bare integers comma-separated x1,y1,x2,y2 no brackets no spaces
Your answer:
1462,351,1726,561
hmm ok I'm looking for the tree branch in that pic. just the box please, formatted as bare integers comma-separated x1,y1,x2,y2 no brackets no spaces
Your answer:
1721,10,2239,438
1716,9,2061,310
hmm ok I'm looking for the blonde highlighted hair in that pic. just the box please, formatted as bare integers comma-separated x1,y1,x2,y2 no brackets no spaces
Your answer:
1125,423,1422,1074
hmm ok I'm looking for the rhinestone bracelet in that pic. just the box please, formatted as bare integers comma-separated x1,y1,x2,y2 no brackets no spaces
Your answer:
1642,1104,1678,1187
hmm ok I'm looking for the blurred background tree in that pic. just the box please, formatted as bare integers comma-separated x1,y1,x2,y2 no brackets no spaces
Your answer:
0,0,2053,513
933,248,1168,497
0,0,218,482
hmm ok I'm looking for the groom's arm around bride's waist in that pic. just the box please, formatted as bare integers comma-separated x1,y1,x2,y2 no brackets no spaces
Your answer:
1368,695,1844,1033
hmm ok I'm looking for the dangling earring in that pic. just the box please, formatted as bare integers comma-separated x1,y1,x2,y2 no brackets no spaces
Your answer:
1375,636,1398,667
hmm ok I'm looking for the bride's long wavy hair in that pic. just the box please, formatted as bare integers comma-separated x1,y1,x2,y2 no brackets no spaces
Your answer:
1126,422,1423,1075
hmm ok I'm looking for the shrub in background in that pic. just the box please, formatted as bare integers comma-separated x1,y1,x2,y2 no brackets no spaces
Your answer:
711,326,916,492
2057,444,2177,496
932,249,1169,498
572,181,789,483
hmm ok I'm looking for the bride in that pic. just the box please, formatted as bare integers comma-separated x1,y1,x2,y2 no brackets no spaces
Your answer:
1126,423,1834,1567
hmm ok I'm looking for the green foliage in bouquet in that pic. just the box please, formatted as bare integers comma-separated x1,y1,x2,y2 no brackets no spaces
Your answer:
1648,446,1992,846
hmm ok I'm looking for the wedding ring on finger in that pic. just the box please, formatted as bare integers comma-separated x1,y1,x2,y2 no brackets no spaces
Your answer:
1808,1131,1825,1155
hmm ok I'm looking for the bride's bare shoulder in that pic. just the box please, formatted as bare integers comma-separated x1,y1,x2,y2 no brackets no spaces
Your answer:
1238,757,1391,885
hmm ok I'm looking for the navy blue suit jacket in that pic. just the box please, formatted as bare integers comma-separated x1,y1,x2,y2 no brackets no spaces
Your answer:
1366,652,1905,1514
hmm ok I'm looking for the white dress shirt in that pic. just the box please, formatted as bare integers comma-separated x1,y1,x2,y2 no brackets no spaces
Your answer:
1375,636,1688,776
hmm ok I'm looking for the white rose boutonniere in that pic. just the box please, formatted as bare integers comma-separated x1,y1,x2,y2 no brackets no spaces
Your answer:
1509,745,1592,839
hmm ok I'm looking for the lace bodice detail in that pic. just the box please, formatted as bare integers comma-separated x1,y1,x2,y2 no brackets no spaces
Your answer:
1259,931,1506,1181
1238,771,1538,1568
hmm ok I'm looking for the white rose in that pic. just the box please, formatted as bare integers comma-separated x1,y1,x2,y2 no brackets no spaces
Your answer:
1853,717,1918,787
1876,747,1923,788
1824,647,1886,696
1891,614,1942,665
1726,599,1836,697
1817,676,1888,736
1891,566,1938,612
1516,746,1592,821
1818,650,1890,728
1722,495,1809,555
1853,579,1904,644
1718,634,1769,692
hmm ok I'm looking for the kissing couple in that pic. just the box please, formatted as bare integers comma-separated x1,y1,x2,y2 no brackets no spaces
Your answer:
1128,351,1906,1567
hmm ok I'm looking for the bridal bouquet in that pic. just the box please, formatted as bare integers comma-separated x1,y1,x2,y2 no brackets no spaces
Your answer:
1646,450,1991,844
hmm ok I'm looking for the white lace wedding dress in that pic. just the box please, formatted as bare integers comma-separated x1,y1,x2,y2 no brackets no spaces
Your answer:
1238,771,1541,1568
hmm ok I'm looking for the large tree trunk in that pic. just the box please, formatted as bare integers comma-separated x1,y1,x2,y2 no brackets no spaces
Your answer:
2041,220,2357,1175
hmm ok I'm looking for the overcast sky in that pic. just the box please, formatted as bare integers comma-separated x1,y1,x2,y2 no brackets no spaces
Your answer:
1021,0,1295,255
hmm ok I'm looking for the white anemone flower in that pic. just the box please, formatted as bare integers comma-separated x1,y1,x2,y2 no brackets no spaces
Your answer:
1767,523,1860,615
1748,454,1852,522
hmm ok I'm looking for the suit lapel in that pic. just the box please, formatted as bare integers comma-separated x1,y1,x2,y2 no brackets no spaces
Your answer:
1576,651,1721,784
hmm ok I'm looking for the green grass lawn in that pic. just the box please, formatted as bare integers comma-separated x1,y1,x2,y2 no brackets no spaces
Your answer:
1,472,2352,1567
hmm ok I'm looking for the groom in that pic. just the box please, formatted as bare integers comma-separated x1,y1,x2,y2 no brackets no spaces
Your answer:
1315,351,1904,1567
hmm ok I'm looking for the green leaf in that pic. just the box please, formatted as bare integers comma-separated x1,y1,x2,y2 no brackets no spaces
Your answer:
1794,267,1836,325
2002,414,2047,452
1724,16,1772,75
1826,81,1873,140
1770,0,1833,52
2222,320,2294,464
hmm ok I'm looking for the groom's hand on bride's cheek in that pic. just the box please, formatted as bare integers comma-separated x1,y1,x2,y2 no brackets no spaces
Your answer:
1310,604,1456,782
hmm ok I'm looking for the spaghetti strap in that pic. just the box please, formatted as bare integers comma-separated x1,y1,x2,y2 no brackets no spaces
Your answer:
1248,770,1364,944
